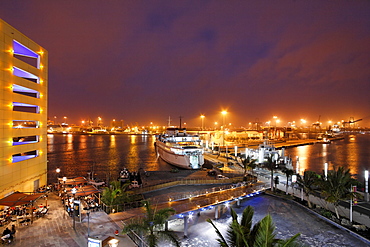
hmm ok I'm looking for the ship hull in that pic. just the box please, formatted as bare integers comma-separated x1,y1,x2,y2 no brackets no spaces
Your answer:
155,141,204,169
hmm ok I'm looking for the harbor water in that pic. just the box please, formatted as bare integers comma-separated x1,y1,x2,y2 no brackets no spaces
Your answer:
47,133,370,184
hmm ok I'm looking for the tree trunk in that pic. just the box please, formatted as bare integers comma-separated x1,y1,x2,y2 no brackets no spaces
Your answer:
334,206,340,219
270,169,274,191
306,194,312,208
286,177,289,194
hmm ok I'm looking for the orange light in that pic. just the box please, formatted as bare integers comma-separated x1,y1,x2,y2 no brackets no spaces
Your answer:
38,50,44,55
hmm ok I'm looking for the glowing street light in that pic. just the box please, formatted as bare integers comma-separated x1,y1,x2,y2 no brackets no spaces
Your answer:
200,115,205,130
300,119,306,126
221,111,227,130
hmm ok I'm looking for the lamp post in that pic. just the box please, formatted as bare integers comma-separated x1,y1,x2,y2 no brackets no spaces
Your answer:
365,170,369,202
56,168,61,191
273,116,278,139
84,205,92,237
200,115,205,130
71,187,77,230
221,111,227,151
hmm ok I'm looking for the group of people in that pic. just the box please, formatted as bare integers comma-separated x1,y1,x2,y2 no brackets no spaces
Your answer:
1,225,15,244
119,168,143,187
0,206,28,227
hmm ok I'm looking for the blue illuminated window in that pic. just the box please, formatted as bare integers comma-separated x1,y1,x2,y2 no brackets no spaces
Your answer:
13,84,39,98
12,150,38,163
12,135,39,146
13,67,39,84
12,102,39,113
13,40,39,68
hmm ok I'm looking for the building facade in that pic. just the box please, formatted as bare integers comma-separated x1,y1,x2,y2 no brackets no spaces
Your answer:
0,19,48,197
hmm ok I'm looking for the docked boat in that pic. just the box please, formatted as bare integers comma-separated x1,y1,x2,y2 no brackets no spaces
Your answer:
155,128,204,169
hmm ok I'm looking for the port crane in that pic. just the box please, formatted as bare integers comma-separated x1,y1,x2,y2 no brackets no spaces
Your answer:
342,117,362,127
312,115,322,130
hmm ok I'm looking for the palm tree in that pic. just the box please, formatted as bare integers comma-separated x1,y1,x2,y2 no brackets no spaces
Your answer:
101,181,131,212
207,205,302,247
123,200,180,247
282,168,294,195
264,154,277,191
319,166,361,219
242,155,257,176
296,171,318,208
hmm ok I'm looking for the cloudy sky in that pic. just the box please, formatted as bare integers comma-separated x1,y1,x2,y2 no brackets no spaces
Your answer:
1,1,369,127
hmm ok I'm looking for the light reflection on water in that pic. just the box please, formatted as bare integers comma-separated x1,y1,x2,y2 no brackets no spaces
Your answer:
284,134,370,181
47,134,370,183
47,134,172,183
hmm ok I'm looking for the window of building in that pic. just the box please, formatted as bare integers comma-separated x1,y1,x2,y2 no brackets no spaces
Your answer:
12,150,38,163
13,120,39,128
12,135,39,146
13,67,39,84
13,84,40,98
12,102,39,113
13,40,40,68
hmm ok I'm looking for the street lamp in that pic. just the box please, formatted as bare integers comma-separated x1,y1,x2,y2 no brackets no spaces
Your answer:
221,111,227,129
71,187,77,230
365,170,369,202
84,205,92,237
221,111,227,148
200,115,205,130
56,168,60,190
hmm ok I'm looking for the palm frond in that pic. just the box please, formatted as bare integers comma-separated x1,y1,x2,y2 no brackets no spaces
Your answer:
207,218,230,247
253,214,276,247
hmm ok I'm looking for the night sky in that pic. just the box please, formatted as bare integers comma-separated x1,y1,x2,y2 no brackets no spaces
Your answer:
1,1,369,127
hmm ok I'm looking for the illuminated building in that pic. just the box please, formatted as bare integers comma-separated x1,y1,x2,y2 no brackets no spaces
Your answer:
0,19,48,197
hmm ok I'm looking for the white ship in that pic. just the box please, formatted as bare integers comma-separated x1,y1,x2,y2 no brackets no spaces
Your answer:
155,128,204,169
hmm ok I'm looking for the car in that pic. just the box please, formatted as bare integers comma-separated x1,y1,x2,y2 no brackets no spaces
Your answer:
217,175,229,180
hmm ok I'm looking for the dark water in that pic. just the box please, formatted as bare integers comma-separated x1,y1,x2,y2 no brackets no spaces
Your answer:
47,133,370,184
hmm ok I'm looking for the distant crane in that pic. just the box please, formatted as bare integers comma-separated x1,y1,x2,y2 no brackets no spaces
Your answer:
312,115,321,130
342,117,362,127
